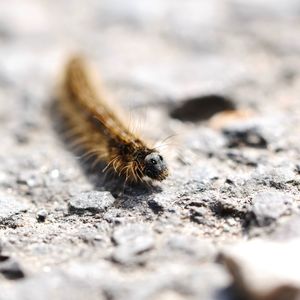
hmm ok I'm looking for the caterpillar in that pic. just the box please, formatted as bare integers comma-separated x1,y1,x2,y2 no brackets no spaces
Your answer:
57,56,168,184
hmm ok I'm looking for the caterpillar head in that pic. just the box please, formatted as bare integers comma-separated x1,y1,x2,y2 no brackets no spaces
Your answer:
143,152,168,181
112,143,169,183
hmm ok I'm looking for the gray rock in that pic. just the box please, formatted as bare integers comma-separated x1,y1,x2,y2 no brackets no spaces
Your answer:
0,195,28,223
251,192,293,226
112,224,154,265
69,191,115,215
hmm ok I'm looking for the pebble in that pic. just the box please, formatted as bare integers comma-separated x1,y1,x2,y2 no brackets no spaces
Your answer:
36,209,48,222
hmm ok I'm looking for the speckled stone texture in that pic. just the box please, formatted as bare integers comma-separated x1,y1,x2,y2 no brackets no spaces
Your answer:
1,1,300,299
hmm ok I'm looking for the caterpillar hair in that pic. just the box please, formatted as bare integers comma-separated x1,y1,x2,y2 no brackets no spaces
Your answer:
57,55,168,184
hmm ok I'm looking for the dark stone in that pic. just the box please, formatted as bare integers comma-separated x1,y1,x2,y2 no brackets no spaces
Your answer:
211,198,247,219
36,209,48,222
147,199,164,214
170,94,235,122
223,124,268,149
0,256,25,280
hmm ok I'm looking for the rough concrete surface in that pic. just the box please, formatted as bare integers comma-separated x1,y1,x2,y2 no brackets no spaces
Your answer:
1,1,300,299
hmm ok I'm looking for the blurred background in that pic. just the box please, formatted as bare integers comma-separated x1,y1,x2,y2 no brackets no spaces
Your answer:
1,0,300,142
1,0,300,106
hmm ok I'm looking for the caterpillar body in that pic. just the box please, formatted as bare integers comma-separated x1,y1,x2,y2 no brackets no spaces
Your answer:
57,56,168,184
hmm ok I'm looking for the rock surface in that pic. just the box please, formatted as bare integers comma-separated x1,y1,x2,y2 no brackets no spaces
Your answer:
1,0,300,299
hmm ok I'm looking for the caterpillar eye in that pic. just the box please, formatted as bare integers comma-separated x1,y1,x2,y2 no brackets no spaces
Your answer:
144,152,168,181
150,159,157,165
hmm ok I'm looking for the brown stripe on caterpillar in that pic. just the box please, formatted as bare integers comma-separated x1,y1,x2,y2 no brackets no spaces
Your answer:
56,55,168,184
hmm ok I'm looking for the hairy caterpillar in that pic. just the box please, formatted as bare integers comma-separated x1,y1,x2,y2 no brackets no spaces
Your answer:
57,56,168,184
